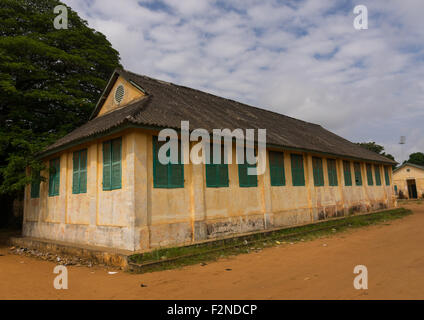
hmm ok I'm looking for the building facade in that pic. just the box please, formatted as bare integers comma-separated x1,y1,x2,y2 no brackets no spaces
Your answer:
393,163,424,199
23,69,397,251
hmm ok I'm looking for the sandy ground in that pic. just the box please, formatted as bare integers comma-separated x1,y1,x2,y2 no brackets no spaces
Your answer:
1,203,423,300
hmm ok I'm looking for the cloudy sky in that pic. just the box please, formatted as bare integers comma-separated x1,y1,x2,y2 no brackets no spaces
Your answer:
64,0,423,162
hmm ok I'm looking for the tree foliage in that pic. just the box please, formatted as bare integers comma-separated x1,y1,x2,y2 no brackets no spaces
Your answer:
0,0,121,194
405,152,424,167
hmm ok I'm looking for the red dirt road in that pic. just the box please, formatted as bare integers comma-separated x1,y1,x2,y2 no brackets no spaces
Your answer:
1,203,423,300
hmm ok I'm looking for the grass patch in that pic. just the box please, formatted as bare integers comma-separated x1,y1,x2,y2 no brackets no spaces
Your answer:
128,208,412,273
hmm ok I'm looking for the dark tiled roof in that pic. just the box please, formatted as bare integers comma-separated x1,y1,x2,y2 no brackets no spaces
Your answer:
41,68,396,164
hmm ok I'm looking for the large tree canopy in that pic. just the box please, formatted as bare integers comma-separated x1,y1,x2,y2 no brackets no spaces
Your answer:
405,152,424,167
0,0,121,194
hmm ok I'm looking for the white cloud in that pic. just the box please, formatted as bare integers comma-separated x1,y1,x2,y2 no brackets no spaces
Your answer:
64,0,424,163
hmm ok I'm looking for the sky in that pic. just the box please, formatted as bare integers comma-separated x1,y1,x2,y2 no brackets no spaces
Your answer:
64,0,424,163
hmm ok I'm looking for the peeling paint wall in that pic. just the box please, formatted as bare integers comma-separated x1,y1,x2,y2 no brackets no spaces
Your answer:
24,129,396,252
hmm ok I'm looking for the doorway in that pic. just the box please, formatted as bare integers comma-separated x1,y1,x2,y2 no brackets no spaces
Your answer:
407,179,418,199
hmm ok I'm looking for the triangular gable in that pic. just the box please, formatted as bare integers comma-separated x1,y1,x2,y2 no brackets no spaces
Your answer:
90,70,146,119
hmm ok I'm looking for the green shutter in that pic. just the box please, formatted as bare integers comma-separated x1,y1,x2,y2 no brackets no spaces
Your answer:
312,157,324,186
111,138,122,190
218,162,229,187
206,146,229,188
343,161,352,186
384,167,390,186
327,159,338,186
269,151,285,186
206,164,217,187
169,163,184,187
103,141,111,190
54,158,60,196
30,171,40,198
238,164,248,187
73,149,88,194
366,164,373,186
375,165,381,186
79,149,87,193
238,148,257,188
153,137,169,188
291,154,305,186
354,162,362,186
49,158,60,197
72,151,80,194
153,136,184,188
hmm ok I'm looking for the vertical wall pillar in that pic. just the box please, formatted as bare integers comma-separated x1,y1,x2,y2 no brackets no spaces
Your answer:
304,153,315,222
336,159,346,214
134,132,149,250
259,149,273,229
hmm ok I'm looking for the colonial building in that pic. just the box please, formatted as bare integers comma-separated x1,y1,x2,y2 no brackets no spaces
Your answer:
393,163,424,199
24,69,397,251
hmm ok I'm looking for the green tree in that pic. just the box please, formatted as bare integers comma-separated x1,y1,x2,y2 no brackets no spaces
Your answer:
0,0,121,196
406,152,424,166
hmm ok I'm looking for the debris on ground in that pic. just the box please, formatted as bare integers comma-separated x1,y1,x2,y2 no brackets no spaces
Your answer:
8,246,106,269
140,284,148,287
108,271,118,275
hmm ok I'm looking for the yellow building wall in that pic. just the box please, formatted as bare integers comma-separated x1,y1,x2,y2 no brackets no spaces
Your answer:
97,75,145,117
393,165,424,199
23,129,396,251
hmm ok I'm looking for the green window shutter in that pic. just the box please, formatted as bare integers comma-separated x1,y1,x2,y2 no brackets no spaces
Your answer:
73,149,88,194
206,164,218,187
327,159,338,186
354,162,362,186
111,138,122,190
312,157,324,186
366,164,373,186
343,161,352,186
49,158,60,197
206,146,229,188
238,164,248,187
79,149,87,193
291,154,305,186
72,151,80,194
384,167,390,186
238,148,257,188
218,162,229,187
54,159,60,196
169,163,184,188
153,136,183,188
269,151,285,186
375,165,381,186
30,171,40,198
153,137,169,188
103,141,112,190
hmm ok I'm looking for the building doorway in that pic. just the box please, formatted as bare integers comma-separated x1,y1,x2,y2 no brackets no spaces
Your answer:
407,179,418,199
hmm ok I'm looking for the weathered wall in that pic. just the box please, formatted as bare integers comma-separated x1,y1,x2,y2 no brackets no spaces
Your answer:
132,131,396,251
23,130,138,250
393,165,424,199
24,129,396,252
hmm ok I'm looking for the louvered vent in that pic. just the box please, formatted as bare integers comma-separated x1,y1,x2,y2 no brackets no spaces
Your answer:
114,84,125,104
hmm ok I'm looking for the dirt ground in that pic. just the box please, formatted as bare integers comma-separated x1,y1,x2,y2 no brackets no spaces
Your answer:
1,203,423,300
